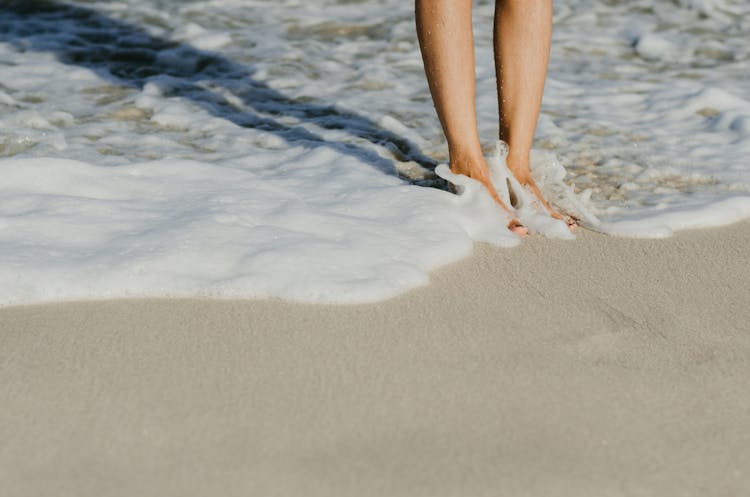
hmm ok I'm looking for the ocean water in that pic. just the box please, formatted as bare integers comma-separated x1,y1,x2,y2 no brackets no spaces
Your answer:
1,0,749,305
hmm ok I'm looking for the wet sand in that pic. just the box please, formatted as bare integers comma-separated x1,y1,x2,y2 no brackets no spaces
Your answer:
2,222,749,497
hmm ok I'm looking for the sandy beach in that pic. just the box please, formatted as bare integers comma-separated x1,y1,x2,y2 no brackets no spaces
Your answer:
2,222,749,497
2,1,750,495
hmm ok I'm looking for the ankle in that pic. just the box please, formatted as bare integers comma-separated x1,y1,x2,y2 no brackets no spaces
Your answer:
448,149,485,172
505,149,529,171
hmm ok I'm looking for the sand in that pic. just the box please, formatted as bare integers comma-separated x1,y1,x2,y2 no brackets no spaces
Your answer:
2,222,749,497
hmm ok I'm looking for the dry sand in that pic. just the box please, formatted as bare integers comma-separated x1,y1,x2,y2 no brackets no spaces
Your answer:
2,222,749,497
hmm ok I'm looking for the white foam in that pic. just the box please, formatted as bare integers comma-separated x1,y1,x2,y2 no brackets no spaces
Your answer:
0,153,523,305
634,34,678,61
595,196,750,238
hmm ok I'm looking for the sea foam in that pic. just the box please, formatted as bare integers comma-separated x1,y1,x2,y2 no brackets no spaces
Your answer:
0,153,520,305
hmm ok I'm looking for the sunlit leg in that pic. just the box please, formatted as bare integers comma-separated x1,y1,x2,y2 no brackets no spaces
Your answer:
495,0,575,225
416,0,526,234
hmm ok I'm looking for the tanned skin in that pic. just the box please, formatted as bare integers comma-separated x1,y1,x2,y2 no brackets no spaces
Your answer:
416,0,572,234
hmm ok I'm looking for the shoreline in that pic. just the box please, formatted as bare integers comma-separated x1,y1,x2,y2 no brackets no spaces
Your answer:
2,222,749,496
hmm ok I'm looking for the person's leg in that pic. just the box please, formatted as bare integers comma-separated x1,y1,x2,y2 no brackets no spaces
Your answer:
494,0,573,224
416,0,525,234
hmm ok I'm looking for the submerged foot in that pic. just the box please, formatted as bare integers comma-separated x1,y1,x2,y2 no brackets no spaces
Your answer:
450,160,528,236
506,160,578,230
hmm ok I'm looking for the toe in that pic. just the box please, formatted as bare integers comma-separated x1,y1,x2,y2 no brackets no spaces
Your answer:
565,215,580,230
508,219,528,236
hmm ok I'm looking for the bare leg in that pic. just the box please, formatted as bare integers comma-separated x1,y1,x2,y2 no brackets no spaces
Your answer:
494,0,575,225
416,0,526,234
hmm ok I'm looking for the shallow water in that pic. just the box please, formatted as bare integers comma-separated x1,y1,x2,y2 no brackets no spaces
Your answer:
1,0,749,305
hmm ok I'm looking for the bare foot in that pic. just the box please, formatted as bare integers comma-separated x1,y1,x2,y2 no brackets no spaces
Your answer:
506,157,578,230
450,160,528,236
